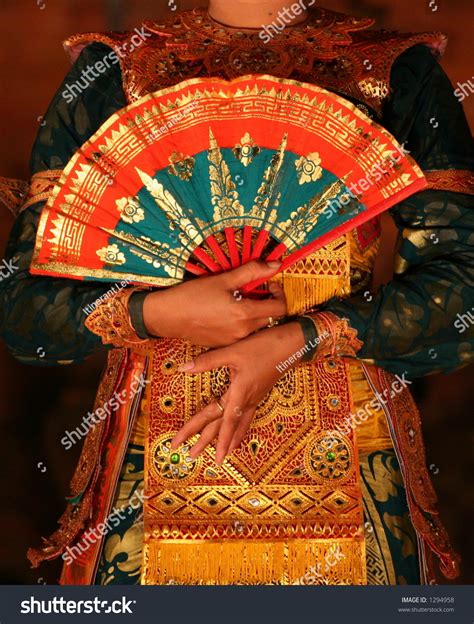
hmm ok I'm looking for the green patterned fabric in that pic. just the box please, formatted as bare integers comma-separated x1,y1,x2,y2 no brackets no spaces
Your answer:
325,45,474,378
360,450,419,585
94,442,144,586
0,43,126,365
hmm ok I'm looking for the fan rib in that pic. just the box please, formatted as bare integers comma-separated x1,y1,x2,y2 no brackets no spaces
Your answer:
242,226,253,263
225,227,240,268
192,246,222,273
185,261,209,276
206,235,232,270
251,229,270,260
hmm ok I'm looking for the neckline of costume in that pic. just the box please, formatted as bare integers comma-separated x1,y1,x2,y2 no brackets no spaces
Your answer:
144,7,375,48
205,10,312,33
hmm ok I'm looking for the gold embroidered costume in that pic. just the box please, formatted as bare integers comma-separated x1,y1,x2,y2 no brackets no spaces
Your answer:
10,6,470,586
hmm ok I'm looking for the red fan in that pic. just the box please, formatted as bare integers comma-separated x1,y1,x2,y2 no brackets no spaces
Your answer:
32,75,426,290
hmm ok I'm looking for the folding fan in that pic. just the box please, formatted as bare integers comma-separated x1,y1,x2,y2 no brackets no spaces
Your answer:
31,75,426,290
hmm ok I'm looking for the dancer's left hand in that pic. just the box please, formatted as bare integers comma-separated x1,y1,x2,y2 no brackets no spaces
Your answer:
171,321,306,464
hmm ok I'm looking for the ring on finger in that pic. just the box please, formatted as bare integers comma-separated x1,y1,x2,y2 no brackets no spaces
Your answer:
267,316,279,328
216,398,225,414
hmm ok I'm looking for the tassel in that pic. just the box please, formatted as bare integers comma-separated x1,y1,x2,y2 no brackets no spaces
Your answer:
271,236,351,316
142,537,366,585
274,273,350,316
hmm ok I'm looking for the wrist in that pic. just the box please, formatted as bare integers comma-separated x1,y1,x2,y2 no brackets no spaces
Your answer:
293,316,319,362
142,290,166,338
142,289,185,339
129,290,154,339
277,319,307,356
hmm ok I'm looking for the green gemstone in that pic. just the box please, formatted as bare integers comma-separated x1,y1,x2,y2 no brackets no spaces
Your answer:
326,451,336,462
170,452,180,465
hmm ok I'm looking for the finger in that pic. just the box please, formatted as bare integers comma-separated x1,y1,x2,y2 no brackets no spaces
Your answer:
268,281,286,302
189,418,222,459
228,407,256,454
171,400,224,448
242,296,287,322
223,260,281,290
178,347,229,374
215,389,244,465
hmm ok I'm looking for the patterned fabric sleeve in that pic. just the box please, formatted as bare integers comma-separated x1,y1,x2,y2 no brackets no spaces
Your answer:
324,44,474,379
0,43,128,366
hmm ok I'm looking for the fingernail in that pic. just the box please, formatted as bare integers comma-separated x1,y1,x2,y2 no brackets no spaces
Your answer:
267,261,281,269
178,360,194,372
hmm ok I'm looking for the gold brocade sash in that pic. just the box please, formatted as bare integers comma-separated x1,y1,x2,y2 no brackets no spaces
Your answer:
142,338,366,585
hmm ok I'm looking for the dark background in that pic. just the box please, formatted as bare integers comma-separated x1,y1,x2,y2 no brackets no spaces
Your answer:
0,0,472,585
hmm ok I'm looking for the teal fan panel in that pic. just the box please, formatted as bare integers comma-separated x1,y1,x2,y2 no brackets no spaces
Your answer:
84,145,365,283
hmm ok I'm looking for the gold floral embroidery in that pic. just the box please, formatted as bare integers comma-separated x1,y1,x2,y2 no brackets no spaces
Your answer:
168,151,195,181
97,243,126,266
233,132,260,167
208,128,245,226
101,524,144,585
247,134,287,228
361,450,404,504
136,168,202,245
279,178,347,248
116,197,145,224
382,513,417,559
295,152,323,184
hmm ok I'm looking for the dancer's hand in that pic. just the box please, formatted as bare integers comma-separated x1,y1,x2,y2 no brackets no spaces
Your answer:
143,261,286,347
171,321,306,463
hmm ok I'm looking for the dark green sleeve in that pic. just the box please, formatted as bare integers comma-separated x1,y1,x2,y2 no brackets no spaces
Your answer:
324,44,474,378
0,42,128,366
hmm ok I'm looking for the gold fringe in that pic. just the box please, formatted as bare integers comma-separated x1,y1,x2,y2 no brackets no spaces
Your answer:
274,273,350,316
142,537,366,585
272,236,351,316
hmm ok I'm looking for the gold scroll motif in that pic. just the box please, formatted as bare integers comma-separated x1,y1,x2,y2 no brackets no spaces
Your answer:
208,128,245,227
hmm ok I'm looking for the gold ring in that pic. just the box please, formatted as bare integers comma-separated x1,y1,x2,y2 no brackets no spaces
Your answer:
216,398,225,414
267,316,278,328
